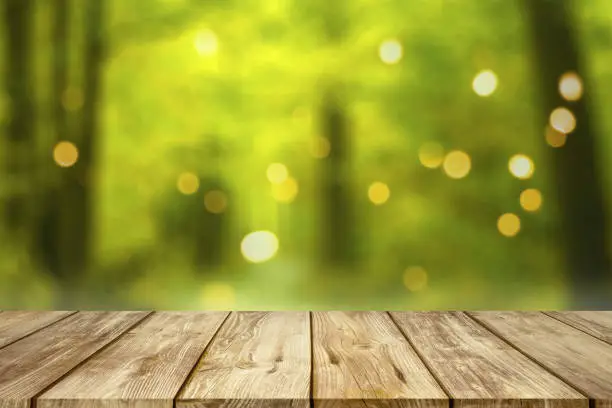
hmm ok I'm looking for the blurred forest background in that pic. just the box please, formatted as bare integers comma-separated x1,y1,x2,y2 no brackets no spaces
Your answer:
1,0,611,310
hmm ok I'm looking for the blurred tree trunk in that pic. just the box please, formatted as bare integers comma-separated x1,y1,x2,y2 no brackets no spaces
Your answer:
156,175,228,272
193,138,229,271
317,0,356,270
54,0,105,305
73,0,105,283
319,88,356,269
522,0,612,308
2,0,35,237
194,177,227,270
37,0,71,286
52,0,70,147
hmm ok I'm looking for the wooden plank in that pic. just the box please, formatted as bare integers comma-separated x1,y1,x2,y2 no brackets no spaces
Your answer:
391,312,586,408
545,311,612,344
37,312,229,408
470,311,612,408
0,311,75,349
312,311,447,408
0,311,150,408
177,311,310,408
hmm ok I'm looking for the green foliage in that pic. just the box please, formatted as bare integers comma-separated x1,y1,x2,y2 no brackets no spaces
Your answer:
0,0,610,309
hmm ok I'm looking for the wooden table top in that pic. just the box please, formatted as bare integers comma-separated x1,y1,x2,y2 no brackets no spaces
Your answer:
0,311,611,408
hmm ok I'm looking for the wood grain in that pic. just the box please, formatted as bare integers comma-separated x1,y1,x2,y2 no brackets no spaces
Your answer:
312,311,447,408
1,310,611,408
37,312,228,408
470,311,612,408
0,311,150,408
177,312,310,408
0,311,75,349
544,311,612,344
391,312,586,408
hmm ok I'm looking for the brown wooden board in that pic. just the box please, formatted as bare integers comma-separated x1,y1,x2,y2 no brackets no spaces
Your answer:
37,312,229,408
177,311,311,408
0,311,75,349
391,312,586,408
470,311,612,408
545,311,612,345
0,311,610,408
312,311,448,408
0,311,150,408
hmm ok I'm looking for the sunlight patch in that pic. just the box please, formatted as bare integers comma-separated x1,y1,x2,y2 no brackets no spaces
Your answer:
194,29,218,56
241,231,279,263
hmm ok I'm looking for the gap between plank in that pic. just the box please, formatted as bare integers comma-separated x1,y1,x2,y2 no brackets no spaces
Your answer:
172,311,233,408
0,311,79,351
309,312,315,408
542,311,612,347
29,310,155,408
386,311,453,408
464,312,591,401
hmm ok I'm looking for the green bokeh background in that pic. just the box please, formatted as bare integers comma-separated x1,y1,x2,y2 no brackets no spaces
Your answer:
1,0,611,310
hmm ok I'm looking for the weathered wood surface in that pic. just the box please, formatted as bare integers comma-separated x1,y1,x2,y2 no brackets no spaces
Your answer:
545,311,612,344
38,312,228,408
0,311,610,408
0,311,150,408
391,312,586,408
470,311,612,408
312,311,447,408
0,311,75,349
177,311,311,408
